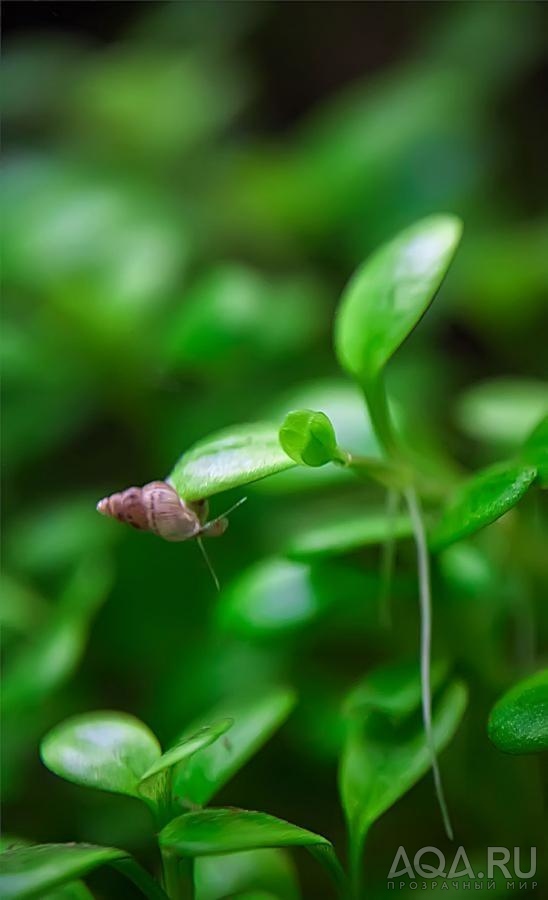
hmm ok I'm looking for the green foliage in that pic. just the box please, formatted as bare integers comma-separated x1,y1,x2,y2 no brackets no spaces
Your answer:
521,415,548,487
455,378,548,449
488,669,548,755
3,5,547,897
0,844,128,900
159,809,344,888
217,558,370,638
334,215,462,383
343,659,449,720
174,688,296,806
40,712,162,802
169,423,295,500
279,409,342,468
284,508,413,560
195,850,300,900
430,461,537,550
339,679,467,851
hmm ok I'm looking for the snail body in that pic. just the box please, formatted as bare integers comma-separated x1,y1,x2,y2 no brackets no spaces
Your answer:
96,481,227,542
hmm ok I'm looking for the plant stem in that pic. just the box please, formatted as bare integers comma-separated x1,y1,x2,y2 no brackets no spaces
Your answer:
348,830,367,900
379,488,399,628
161,849,193,900
404,485,453,841
112,858,170,900
361,375,400,461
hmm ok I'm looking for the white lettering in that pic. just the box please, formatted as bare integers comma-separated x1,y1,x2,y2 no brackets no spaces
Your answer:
414,847,446,879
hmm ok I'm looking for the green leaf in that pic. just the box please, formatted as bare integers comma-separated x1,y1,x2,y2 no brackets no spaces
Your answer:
521,415,548,487
344,659,449,721
488,669,548,755
159,809,344,889
0,844,127,900
334,215,462,381
138,719,233,800
259,378,381,494
455,378,548,449
195,849,300,900
339,681,467,844
284,509,413,560
2,559,113,714
217,558,370,638
169,423,295,500
174,688,296,806
430,461,537,550
40,711,161,801
279,410,341,467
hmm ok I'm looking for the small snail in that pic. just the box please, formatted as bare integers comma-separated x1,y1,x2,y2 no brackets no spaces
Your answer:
97,481,246,589
96,481,231,541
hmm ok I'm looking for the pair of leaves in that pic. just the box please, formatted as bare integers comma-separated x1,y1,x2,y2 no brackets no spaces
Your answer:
339,667,467,852
0,844,167,900
169,412,345,503
41,687,295,817
488,669,548,755
40,712,231,817
167,216,464,502
431,416,547,550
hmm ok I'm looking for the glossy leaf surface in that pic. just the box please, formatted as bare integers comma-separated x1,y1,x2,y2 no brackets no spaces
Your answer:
217,558,371,638
335,216,462,380
430,461,537,550
0,844,126,900
279,409,340,467
488,669,548,755
455,378,548,449
521,415,548,487
339,681,467,841
140,719,233,784
160,808,331,856
169,423,295,500
174,688,296,805
41,712,161,799
285,509,413,560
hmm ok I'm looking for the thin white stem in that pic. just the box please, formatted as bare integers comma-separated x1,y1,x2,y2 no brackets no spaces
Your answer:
404,485,453,841
196,537,220,592
379,488,399,628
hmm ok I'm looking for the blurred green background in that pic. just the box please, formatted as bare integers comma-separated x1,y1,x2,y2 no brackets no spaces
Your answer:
2,2,547,897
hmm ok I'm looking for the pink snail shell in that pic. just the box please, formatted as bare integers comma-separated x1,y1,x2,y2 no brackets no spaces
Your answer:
96,481,227,542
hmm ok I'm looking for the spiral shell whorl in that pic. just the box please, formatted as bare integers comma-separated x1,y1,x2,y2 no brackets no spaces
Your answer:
96,481,200,541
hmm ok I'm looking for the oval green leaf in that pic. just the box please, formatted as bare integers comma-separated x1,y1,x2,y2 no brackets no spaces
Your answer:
335,215,462,381
159,809,344,889
259,378,381,494
173,688,296,806
521,415,548,487
279,410,341,467
285,509,413,560
455,378,548,449
430,461,537,551
41,712,161,800
488,669,548,755
339,680,467,844
160,808,331,856
138,719,233,801
217,557,379,639
0,844,127,900
169,423,295,500
344,659,449,721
